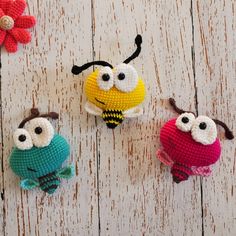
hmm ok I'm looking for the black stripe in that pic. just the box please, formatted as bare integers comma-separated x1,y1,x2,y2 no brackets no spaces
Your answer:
102,112,123,117
172,169,189,179
103,110,123,115
102,111,124,123
174,162,192,173
171,168,189,184
40,179,60,189
174,162,190,170
42,184,58,193
38,171,56,181
39,177,59,187
103,116,123,123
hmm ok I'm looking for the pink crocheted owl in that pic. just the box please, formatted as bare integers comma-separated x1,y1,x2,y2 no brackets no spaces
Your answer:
157,98,234,183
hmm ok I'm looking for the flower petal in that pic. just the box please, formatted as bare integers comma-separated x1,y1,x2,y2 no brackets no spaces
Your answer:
14,15,36,28
0,0,13,14
0,29,6,45
4,33,17,52
7,0,26,20
9,27,31,43
0,8,5,18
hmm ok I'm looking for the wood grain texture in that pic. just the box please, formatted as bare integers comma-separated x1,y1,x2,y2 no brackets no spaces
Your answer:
1,0,98,235
193,0,236,235
92,0,201,235
0,81,4,236
0,0,235,235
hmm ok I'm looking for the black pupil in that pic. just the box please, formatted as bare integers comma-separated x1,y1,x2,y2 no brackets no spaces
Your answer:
118,73,125,80
35,127,43,134
18,135,26,142
199,122,207,130
181,117,189,123
102,73,110,81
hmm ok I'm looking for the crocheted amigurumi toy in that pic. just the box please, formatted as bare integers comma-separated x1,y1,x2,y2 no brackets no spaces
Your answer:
72,35,146,129
157,98,234,184
0,0,36,53
9,108,74,194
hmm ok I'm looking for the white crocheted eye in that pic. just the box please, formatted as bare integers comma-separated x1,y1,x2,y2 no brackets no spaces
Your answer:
176,113,195,132
114,63,138,92
191,116,217,145
27,118,54,147
13,129,33,150
97,67,114,91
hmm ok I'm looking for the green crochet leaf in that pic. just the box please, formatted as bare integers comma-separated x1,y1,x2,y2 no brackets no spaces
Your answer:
20,179,39,190
56,165,75,179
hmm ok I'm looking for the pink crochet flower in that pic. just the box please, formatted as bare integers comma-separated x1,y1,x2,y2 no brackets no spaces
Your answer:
0,0,36,53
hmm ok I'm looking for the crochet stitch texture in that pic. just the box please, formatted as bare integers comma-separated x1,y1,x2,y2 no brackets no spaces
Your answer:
85,69,145,111
156,98,234,183
10,134,70,179
160,118,221,167
72,35,146,129
158,118,221,183
0,0,36,52
9,108,74,194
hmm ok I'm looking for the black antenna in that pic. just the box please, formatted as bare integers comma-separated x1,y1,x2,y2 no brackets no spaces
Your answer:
18,108,59,128
213,119,234,140
169,98,234,140
123,34,142,64
71,61,113,75
169,98,196,116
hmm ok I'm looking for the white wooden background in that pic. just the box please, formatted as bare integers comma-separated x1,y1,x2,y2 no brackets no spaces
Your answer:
0,0,235,235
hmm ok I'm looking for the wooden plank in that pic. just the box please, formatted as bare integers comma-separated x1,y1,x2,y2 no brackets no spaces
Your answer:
92,0,202,235
0,71,4,236
193,0,236,235
1,1,98,235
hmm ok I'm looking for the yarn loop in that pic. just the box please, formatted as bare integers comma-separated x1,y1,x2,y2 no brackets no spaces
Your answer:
0,15,14,30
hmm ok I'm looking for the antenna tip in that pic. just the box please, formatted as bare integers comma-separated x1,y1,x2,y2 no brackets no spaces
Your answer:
135,34,142,45
30,108,40,116
71,65,82,75
225,130,234,140
169,98,176,105
49,112,59,119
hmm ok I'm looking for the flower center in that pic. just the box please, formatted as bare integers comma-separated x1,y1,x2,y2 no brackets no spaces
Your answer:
0,15,14,30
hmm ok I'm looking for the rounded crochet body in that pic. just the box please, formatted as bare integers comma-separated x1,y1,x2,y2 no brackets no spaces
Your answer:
85,70,145,111
9,134,70,179
160,118,221,167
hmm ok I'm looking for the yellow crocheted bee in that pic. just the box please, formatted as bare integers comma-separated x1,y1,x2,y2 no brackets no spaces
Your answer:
72,35,146,129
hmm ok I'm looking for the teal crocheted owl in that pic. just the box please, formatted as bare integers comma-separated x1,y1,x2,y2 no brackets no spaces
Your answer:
9,108,74,194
